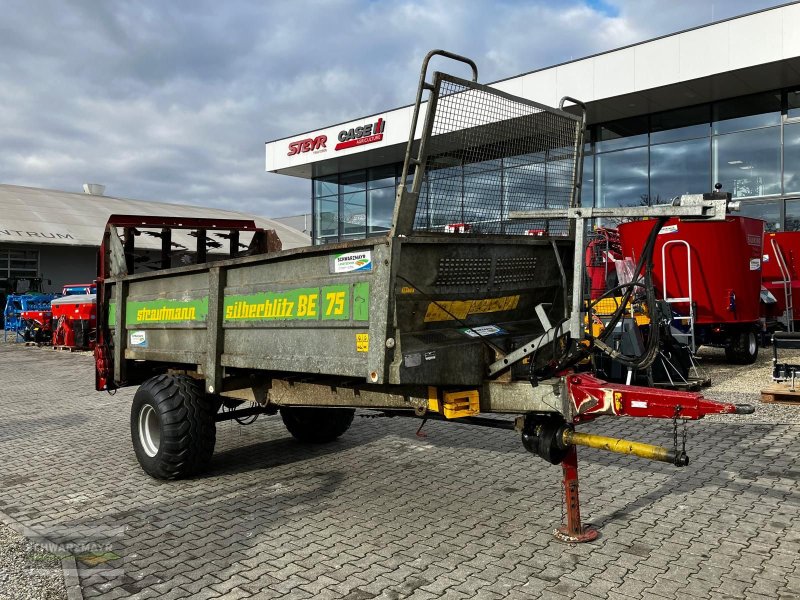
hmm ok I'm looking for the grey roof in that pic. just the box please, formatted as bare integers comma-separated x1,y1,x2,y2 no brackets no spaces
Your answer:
0,184,310,250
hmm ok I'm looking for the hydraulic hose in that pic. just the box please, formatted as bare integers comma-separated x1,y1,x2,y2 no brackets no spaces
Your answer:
591,217,668,370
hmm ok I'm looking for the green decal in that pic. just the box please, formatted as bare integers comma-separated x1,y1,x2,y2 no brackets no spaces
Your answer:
321,285,350,320
126,298,208,324
108,302,116,326
353,282,369,321
224,287,321,321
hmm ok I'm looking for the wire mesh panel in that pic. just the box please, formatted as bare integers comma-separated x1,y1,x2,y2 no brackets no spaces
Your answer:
412,74,583,236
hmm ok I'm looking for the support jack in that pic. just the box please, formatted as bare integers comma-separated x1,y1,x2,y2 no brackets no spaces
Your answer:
553,446,598,543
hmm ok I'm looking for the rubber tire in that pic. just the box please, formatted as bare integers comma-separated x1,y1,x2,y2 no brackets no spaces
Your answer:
130,374,216,480
724,330,758,365
280,407,355,443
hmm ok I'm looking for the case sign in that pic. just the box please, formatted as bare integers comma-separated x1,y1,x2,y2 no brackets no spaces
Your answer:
332,250,372,273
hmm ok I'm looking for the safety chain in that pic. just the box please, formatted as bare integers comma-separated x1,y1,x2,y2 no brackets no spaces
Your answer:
672,405,687,458
682,415,687,455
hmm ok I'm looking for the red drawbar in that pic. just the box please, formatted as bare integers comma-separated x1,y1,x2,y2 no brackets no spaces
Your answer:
567,373,743,420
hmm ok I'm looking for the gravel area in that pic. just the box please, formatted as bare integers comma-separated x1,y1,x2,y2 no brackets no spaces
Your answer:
0,521,66,600
696,345,800,424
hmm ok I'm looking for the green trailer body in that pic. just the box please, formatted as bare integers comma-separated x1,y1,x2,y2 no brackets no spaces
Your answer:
99,55,584,417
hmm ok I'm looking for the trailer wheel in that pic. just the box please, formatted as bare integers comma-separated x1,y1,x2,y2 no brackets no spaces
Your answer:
280,407,355,443
725,330,758,365
130,374,216,480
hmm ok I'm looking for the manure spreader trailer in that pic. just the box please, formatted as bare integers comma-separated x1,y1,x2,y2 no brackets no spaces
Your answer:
93,51,753,541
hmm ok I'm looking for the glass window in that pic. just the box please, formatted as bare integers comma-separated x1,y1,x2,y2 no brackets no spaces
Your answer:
505,151,546,169
713,92,781,134
784,122,800,193
581,157,594,208
339,170,366,194
368,187,394,234
368,165,396,189
504,162,546,213
0,246,38,279
545,157,575,208
314,175,338,198
785,199,800,232
650,138,710,203
738,200,781,233
713,127,780,198
597,116,648,152
595,146,649,208
463,167,502,233
789,89,800,120
314,197,339,242
341,191,366,237
650,105,710,144
428,166,463,228
502,162,548,234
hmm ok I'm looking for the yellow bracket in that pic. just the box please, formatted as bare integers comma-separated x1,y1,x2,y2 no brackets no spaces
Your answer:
428,387,480,419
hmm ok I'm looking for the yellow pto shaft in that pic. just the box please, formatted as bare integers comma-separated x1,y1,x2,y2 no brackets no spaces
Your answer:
562,429,688,466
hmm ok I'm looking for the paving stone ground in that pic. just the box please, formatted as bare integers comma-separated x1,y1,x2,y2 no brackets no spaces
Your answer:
0,341,798,600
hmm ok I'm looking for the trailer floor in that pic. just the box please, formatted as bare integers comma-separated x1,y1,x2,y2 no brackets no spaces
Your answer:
0,340,798,600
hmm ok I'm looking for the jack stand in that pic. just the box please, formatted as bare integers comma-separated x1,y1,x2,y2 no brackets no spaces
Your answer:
554,446,599,543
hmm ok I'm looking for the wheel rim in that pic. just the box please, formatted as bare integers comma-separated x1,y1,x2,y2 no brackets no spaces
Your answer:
138,404,161,457
748,332,757,356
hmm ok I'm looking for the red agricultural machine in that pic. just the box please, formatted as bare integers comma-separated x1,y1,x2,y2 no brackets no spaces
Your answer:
761,231,800,331
617,214,764,364
52,292,97,350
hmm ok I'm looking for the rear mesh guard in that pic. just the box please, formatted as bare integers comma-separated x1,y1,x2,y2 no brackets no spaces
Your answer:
412,74,583,236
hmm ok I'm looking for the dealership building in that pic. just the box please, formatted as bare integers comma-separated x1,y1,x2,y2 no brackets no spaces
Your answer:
266,3,800,243
0,183,309,292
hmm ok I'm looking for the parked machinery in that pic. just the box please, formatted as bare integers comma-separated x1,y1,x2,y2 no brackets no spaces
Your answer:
2,276,51,334
583,228,707,389
5,293,59,343
617,212,764,364
52,291,97,350
761,231,800,332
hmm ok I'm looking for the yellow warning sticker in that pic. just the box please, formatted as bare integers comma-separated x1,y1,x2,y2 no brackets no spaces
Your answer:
423,295,520,322
400,286,415,294
356,333,369,352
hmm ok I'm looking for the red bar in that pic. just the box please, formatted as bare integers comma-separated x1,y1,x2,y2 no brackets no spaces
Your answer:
567,373,745,420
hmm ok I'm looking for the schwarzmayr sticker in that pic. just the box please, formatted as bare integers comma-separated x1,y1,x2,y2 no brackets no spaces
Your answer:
332,250,372,273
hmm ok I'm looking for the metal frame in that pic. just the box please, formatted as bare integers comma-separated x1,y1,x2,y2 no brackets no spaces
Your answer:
510,194,736,339
392,51,583,238
769,236,795,332
661,239,697,352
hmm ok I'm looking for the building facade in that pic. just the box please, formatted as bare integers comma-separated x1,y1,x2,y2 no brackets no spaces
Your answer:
265,3,800,242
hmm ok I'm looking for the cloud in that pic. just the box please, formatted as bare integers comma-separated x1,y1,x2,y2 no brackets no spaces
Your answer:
0,0,788,218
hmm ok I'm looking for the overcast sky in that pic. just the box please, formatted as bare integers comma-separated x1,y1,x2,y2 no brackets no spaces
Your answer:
0,0,790,218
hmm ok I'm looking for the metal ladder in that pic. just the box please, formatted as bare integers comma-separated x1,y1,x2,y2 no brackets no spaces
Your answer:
661,240,696,353
770,237,795,332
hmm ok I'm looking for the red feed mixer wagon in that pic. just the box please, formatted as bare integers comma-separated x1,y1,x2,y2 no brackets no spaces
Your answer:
617,215,764,364
761,231,800,328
